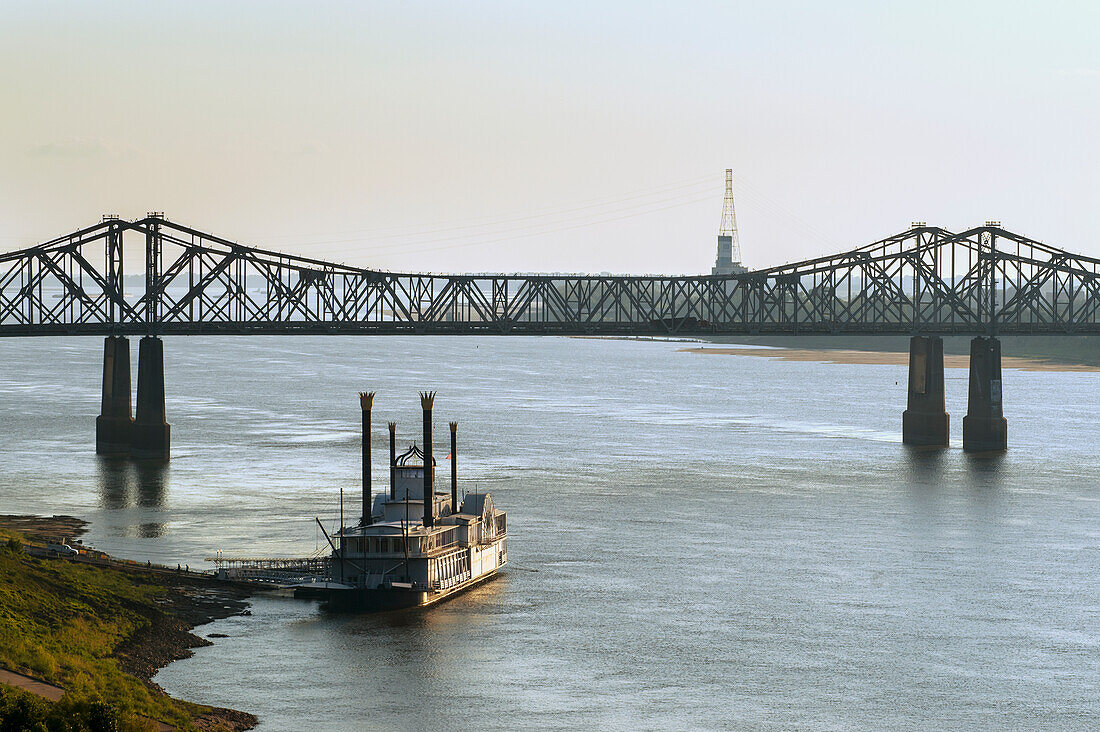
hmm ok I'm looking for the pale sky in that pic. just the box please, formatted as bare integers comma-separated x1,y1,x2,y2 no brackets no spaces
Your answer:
1,1,1098,274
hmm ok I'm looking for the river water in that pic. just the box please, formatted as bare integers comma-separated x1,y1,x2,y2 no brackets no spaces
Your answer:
1,336,1097,730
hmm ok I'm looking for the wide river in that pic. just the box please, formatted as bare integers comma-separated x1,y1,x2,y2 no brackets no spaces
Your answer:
1,336,1098,730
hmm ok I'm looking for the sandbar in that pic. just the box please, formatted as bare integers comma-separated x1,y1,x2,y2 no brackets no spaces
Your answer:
679,346,1100,372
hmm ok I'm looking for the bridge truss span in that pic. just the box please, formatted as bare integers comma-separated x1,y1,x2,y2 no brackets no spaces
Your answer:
2,215,1099,335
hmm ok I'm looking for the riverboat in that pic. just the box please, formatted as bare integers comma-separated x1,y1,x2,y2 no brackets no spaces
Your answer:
315,391,507,612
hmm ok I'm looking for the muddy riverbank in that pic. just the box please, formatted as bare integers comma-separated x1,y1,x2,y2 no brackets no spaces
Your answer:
0,514,257,730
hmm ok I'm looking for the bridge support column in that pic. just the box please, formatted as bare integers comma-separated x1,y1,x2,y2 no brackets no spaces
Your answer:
132,336,171,460
963,336,1007,452
902,335,949,447
96,336,133,456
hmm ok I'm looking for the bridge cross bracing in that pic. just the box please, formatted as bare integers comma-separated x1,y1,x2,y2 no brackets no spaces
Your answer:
2,215,1099,336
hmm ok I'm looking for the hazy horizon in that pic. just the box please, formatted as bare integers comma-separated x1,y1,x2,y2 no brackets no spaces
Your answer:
2,1,1098,274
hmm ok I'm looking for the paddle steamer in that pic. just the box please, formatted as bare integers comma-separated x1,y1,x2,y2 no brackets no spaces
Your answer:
319,392,507,611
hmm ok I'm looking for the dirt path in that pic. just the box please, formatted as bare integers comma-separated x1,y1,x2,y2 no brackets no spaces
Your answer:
0,668,66,702
1,668,174,731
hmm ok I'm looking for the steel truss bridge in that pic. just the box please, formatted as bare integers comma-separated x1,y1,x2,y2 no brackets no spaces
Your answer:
2,215,1099,336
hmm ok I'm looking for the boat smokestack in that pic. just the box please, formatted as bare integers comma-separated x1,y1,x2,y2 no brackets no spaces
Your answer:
388,421,397,500
421,391,435,527
359,392,374,524
449,422,458,514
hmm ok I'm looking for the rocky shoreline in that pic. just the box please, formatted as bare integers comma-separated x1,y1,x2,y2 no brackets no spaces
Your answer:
114,572,257,731
0,514,259,730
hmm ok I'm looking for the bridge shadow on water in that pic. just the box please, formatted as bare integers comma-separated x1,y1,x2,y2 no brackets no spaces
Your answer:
961,450,1007,507
903,444,1006,487
901,446,1008,530
95,457,169,537
903,445,949,484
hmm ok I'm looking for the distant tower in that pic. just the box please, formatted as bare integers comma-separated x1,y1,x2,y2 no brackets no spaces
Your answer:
713,169,747,275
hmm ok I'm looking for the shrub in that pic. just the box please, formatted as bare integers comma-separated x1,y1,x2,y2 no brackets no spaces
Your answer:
0,687,141,732
0,684,51,731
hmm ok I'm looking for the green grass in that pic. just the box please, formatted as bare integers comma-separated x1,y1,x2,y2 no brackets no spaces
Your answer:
0,527,214,730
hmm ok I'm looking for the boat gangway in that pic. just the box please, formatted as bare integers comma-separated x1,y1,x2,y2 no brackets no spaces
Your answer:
207,554,330,585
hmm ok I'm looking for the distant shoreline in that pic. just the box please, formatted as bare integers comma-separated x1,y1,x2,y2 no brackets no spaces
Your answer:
680,346,1100,372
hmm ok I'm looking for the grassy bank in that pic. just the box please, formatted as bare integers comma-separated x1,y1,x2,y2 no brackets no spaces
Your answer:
0,522,255,730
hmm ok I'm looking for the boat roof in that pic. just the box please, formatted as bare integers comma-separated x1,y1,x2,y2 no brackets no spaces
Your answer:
337,519,455,538
394,443,436,468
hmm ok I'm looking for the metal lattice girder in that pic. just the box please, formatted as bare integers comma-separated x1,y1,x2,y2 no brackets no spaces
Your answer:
4,216,1100,335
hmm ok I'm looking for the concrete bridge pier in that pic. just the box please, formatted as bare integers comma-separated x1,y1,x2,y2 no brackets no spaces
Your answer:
96,336,133,456
902,335,949,447
131,336,171,460
963,336,1007,452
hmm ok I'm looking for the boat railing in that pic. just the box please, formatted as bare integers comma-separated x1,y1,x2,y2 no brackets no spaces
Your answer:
425,529,462,554
430,569,472,590
435,536,461,552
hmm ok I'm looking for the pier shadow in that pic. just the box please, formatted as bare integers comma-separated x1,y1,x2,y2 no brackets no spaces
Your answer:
964,449,1006,474
963,449,1007,499
902,445,947,486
